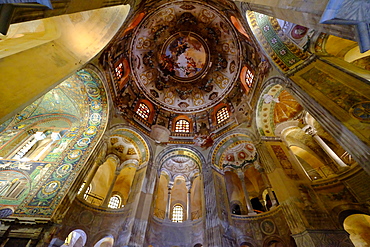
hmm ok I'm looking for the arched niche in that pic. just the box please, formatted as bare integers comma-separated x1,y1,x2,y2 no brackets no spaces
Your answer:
152,146,205,222
256,83,303,138
281,127,334,180
343,213,370,247
62,229,87,247
262,236,285,247
93,235,115,247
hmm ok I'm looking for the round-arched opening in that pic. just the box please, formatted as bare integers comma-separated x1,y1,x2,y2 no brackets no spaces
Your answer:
93,235,115,247
343,214,370,246
62,229,87,247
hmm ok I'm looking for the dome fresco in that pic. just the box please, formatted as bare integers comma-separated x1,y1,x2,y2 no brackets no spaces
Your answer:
129,1,241,113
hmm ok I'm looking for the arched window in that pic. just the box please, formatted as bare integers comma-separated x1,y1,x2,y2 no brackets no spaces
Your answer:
216,106,230,124
245,68,254,88
136,103,150,121
172,204,184,222
77,182,91,200
175,119,190,133
108,195,121,209
115,62,124,80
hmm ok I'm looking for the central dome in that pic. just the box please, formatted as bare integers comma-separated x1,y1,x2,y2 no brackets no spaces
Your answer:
160,31,209,81
130,1,241,113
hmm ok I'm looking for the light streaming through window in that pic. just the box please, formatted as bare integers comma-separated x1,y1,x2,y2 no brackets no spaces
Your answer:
245,68,254,87
108,195,121,209
136,103,150,120
216,107,230,124
175,119,190,133
115,62,123,80
172,205,183,222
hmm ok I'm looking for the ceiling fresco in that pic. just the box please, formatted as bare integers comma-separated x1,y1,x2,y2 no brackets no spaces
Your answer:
129,1,241,113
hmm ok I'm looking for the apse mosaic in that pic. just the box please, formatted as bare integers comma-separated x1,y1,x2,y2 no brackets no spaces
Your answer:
1,69,109,217
129,1,241,113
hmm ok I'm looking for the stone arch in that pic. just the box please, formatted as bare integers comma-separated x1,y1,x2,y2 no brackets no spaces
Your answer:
93,235,115,247
108,124,152,167
262,236,285,247
62,229,87,247
342,213,370,247
209,129,257,171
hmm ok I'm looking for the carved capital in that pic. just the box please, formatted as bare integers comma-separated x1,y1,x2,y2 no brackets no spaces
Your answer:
302,125,317,136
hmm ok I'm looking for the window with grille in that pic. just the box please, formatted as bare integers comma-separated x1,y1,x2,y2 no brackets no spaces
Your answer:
115,62,124,80
108,195,121,209
245,68,254,87
136,103,150,120
216,107,230,124
172,205,184,222
77,182,90,200
175,119,190,133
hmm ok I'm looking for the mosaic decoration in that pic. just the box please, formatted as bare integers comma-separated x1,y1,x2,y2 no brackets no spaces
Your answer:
257,83,283,136
12,69,108,217
0,168,31,205
222,141,257,170
300,67,369,112
350,101,370,122
256,80,303,136
248,12,309,71
0,207,14,218
260,219,276,235
270,144,299,180
129,1,241,113
211,134,254,170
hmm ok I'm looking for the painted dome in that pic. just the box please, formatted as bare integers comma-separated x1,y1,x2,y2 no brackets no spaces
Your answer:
129,1,241,113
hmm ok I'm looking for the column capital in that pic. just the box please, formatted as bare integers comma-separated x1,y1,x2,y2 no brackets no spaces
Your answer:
302,125,317,136
186,182,192,192
237,170,245,181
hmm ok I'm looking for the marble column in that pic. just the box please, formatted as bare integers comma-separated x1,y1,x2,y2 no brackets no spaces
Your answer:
186,182,192,221
165,183,174,220
102,170,120,207
237,171,256,215
101,154,121,207
303,125,347,168
260,170,277,208
78,158,104,198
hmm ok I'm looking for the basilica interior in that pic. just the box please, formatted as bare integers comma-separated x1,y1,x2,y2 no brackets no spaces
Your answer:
0,0,370,246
